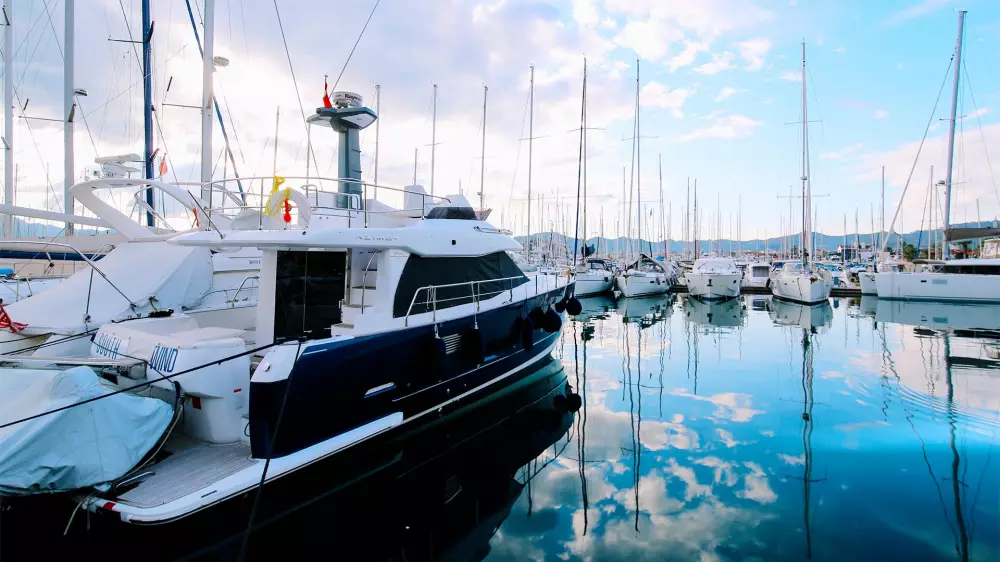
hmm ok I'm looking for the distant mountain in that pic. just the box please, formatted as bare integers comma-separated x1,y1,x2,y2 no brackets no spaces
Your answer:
515,221,995,256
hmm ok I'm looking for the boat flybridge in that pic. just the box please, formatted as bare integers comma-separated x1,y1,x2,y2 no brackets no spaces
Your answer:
615,253,669,298
685,257,741,301
0,94,579,526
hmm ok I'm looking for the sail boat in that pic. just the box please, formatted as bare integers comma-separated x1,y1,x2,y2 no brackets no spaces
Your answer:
573,59,614,297
615,60,669,298
771,42,833,305
874,11,1000,301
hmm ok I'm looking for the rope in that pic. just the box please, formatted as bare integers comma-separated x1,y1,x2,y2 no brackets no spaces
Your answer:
962,63,1000,208
328,0,381,93
881,55,954,254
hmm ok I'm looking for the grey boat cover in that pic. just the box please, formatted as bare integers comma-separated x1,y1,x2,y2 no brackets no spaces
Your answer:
0,366,173,495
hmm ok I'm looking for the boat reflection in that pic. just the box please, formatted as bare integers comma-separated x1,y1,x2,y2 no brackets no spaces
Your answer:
682,295,745,327
575,294,617,323
859,295,878,317
769,298,833,331
619,294,672,328
874,298,1000,332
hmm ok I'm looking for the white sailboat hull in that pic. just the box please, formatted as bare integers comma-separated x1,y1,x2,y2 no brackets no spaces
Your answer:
874,272,1000,303
685,273,740,300
574,272,614,297
615,273,668,298
772,271,832,305
859,272,877,295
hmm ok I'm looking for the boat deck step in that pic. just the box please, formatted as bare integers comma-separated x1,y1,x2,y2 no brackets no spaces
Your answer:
114,438,254,509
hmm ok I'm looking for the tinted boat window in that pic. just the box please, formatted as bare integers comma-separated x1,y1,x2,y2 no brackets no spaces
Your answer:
274,250,346,341
393,252,528,318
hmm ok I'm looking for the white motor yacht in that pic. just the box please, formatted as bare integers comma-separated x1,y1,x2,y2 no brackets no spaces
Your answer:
0,98,579,527
685,257,741,301
741,260,772,289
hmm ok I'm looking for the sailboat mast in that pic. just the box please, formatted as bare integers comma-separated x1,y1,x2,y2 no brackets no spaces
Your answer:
527,65,534,255
942,10,967,259
658,154,666,259
879,165,885,251
693,179,699,257
800,41,810,268
635,60,642,255
2,0,13,236
479,85,487,211
685,178,690,259
430,84,437,195
373,84,380,196
200,0,216,200
66,0,78,232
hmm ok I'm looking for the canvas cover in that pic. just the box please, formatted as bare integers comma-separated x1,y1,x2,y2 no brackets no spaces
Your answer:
0,366,173,495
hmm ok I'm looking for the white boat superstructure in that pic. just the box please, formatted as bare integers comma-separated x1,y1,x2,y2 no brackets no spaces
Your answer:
574,258,615,297
685,257,741,300
741,260,772,289
875,258,1000,302
615,253,669,298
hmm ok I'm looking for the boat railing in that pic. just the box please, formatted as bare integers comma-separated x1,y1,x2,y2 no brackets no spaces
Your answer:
359,251,380,312
182,176,452,228
229,275,260,308
403,275,530,328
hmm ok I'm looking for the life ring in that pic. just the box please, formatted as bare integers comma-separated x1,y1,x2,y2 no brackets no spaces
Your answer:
264,188,311,228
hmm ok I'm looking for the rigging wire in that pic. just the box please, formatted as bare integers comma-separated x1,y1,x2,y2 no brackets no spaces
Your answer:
881,55,954,253
962,62,1000,208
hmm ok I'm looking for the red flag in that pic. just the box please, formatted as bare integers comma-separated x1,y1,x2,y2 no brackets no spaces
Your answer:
159,153,168,176
0,303,27,333
323,75,332,108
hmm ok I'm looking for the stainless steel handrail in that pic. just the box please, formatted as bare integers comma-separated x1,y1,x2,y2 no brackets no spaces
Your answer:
229,275,260,308
183,176,453,226
403,275,527,327
360,251,380,312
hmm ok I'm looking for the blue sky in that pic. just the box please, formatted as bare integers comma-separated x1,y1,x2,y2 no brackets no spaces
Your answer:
7,0,1000,239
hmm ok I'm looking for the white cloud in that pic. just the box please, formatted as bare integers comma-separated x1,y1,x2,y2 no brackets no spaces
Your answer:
874,109,889,119
667,40,710,71
735,38,771,71
571,0,601,27
884,0,953,26
779,71,801,82
694,51,736,75
714,86,741,102
820,142,865,160
833,46,846,53
640,81,695,118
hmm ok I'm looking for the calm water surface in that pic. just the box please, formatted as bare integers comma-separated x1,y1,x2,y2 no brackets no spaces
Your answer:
485,295,1000,562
